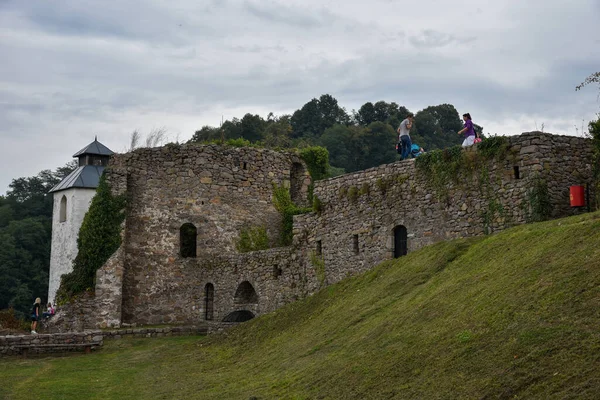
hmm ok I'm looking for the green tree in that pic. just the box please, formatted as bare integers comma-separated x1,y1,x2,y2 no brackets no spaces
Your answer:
364,121,398,167
413,104,463,150
240,113,267,142
189,126,221,143
262,114,293,148
0,161,77,317
319,124,353,170
291,94,349,138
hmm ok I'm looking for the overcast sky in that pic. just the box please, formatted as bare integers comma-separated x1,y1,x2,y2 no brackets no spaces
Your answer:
1,0,599,194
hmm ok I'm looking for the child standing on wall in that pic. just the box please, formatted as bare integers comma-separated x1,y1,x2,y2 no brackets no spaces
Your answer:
458,113,476,147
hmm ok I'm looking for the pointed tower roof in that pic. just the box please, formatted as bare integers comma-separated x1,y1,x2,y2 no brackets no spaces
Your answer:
49,138,114,193
72,137,114,157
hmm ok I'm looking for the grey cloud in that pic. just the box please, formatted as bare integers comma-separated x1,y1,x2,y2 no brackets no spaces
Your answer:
4,0,214,46
243,0,335,28
1,0,600,194
227,44,288,54
409,30,476,48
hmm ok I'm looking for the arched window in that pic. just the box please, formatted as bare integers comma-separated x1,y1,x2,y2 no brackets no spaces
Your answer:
204,283,214,321
234,281,258,304
180,223,197,258
59,195,67,223
393,225,408,258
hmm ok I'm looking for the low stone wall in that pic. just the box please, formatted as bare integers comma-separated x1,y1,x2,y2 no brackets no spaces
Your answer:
102,325,207,339
0,326,207,357
0,331,103,356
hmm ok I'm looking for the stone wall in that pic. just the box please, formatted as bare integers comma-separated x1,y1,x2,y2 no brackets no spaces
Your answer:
51,133,595,332
44,292,98,333
295,132,593,285
103,144,312,325
0,331,102,356
0,327,206,357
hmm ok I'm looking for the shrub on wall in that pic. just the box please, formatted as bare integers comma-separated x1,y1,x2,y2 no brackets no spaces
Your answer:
299,146,330,181
236,225,269,253
272,183,311,246
55,175,126,304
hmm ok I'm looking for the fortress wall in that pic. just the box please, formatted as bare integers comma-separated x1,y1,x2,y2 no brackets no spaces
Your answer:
104,144,312,325
514,133,594,217
296,132,593,286
119,247,317,325
53,133,593,330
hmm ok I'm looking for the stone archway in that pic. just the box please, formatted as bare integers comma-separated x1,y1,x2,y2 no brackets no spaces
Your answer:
222,281,259,323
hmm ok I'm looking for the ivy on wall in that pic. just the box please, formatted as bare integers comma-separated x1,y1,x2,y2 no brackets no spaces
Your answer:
272,183,311,246
56,175,126,304
415,136,512,203
523,175,552,222
415,137,514,233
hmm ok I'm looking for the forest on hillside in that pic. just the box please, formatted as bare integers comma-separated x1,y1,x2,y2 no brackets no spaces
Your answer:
0,162,76,318
0,95,479,319
189,95,483,175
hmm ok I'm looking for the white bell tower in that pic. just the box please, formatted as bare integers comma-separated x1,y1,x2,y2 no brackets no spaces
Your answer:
47,138,114,303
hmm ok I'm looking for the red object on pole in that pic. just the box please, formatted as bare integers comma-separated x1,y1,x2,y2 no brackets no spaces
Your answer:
570,185,585,207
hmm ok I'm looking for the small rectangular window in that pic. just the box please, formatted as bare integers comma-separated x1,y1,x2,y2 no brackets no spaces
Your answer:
353,234,359,254
316,240,322,255
273,265,282,279
513,166,520,179
243,162,248,170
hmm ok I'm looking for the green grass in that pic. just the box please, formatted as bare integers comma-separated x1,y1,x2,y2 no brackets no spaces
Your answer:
2,212,600,399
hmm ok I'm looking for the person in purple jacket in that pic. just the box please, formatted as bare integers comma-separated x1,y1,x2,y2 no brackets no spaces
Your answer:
458,113,476,147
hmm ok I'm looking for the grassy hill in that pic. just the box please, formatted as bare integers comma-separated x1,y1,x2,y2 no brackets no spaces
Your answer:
2,212,600,399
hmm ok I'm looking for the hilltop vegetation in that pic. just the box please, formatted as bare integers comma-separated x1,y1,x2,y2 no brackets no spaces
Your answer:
189,95,478,175
2,211,599,399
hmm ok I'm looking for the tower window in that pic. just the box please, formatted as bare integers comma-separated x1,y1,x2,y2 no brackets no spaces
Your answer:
59,195,67,223
353,234,359,254
316,240,322,255
513,166,520,179
180,223,197,258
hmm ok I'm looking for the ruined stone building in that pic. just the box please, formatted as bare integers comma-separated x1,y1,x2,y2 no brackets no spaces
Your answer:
48,132,594,331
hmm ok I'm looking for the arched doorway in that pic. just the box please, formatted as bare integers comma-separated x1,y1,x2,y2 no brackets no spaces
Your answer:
204,283,214,321
393,225,408,258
